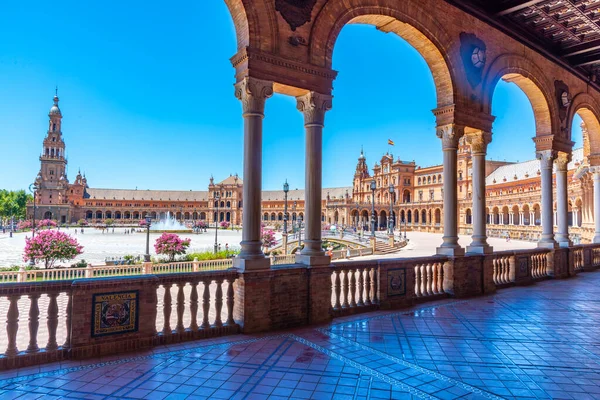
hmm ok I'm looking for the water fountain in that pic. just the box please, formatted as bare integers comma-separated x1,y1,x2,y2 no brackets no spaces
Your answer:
150,212,192,232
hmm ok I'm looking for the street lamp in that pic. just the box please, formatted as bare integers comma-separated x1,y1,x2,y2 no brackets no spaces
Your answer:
29,183,38,239
283,180,289,234
389,183,395,235
298,214,303,250
370,179,376,237
144,213,152,262
214,190,220,254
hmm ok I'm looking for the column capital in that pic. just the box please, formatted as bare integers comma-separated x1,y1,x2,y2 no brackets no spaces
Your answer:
436,124,465,150
296,91,332,127
536,150,557,170
465,131,492,155
234,77,273,117
554,152,571,172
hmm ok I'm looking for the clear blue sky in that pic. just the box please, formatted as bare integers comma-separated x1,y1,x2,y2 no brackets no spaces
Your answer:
0,1,583,192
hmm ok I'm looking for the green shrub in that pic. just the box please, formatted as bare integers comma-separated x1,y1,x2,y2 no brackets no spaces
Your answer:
185,249,240,261
71,259,89,268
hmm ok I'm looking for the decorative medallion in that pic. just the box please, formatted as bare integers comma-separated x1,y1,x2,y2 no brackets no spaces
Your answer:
275,0,317,31
517,256,529,278
387,268,406,297
92,290,139,337
555,80,570,122
459,33,487,88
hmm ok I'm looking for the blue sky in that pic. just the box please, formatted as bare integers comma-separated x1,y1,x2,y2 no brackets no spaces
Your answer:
0,1,582,192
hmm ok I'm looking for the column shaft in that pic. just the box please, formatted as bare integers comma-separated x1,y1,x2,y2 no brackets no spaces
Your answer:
537,150,558,248
296,92,332,265
466,132,492,254
593,170,600,243
555,153,571,247
437,125,464,256
233,78,273,270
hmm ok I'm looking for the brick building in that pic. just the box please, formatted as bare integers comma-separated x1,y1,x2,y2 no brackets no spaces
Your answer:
27,93,594,242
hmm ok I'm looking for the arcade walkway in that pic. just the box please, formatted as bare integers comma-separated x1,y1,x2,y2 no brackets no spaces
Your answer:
2,272,599,399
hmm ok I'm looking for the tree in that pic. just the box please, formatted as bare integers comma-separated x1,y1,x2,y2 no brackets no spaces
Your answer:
23,230,83,269
105,218,115,226
0,190,32,223
77,219,88,226
220,221,230,229
37,219,57,229
17,220,32,230
154,233,191,262
261,227,277,251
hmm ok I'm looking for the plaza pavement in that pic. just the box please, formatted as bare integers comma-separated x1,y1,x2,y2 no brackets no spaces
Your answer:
1,269,599,399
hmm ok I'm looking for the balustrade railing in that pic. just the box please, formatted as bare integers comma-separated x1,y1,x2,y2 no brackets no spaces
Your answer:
593,247,600,267
492,253,513,285
573,247,585,272
156,271,239,340
414,260,444,298
530,252,549,279
331,262,379,316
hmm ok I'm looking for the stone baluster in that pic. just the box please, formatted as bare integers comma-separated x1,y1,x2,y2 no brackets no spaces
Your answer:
190,281,199,331
63,291,72,348
349,269,357,307
5,295,20,357
46,293,59,351
426,264,433,295
415,266,422,297
371,267,378,304
176,283,185,334
162,284,172,334
27,294,40,353
333,271,341,310
201,280,211,328
357,269,364,306
226,278,235,326
364,269,372,306
437,263,444,293
342,270,349,308
214,279,223,327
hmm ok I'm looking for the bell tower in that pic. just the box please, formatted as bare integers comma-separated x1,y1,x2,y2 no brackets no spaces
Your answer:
36,90,69,209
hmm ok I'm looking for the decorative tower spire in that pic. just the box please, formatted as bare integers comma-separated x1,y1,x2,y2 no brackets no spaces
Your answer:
354,146,370,179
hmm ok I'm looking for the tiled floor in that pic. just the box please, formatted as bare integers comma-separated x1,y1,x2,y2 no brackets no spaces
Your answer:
2,271,600,399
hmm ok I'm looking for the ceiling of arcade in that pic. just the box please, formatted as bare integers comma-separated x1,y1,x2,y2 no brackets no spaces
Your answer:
224,0,600,159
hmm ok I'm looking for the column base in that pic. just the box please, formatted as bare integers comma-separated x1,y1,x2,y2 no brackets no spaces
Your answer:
537,240,558,249
233,257,271,271
436,246,465,257
295,254,331,267
556,235,572,248
466,244,493,255
593,235,600,244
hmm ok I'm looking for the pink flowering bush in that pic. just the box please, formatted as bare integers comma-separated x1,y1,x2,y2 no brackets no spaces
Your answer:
77,219,88,226
23,230,83,269
220,221,230,229
154,233,191,262
261,227,277,250
37,219,57,229
139,219,148,226
17,220,33,230
195,220,208,229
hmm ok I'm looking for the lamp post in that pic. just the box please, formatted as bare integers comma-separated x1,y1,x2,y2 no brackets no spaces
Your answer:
214,191,220,254
370,179,376,237
144,213,152,262
389,183,395,235
283,180,289,255
283,180,289,234
298,214,303,250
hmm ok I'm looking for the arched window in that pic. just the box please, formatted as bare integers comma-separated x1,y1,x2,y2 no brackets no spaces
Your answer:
52,123,56,132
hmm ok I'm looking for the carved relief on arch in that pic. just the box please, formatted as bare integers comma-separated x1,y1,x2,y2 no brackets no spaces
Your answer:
275,0,317,31
459,33,486,88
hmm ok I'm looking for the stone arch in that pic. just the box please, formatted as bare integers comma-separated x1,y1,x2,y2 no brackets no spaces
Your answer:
222,0,272,52
309,0,457,106
482,54,557,137
568,92,600,160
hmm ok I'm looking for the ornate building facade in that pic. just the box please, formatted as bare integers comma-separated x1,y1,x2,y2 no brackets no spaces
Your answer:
27,95,595,242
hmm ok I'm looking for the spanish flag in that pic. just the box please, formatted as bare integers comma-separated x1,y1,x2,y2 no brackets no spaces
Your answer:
388,139,395,146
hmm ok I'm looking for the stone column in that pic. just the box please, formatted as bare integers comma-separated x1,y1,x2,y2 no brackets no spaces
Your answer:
555,152,572,247
296,92,332,266
573,207,579,227
537,150,558,248
466,132,492,254
436,124,464,256
233,77,273,271
592,167,600,243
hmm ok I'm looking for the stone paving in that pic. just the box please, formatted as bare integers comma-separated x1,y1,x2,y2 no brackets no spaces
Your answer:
1,271,600,399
